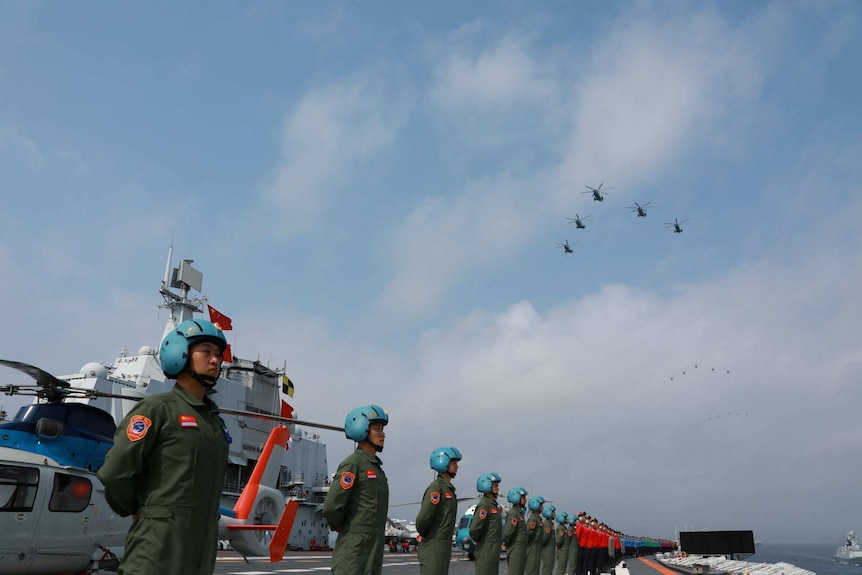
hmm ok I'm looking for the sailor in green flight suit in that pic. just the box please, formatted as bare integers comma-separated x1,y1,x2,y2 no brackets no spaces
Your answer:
468,472,503,575
555,512,569,575
98,319,231,575
503,487,529,575
540,504,556,575
567,514,579,575
323,404,390,575
416,446,462,575
526,495,546,575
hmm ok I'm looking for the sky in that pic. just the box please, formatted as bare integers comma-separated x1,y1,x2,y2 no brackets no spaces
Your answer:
1,1,860,545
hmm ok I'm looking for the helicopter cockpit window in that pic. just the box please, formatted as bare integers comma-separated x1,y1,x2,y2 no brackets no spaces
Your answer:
49,473,92,512
459,516,470,530
0,464,40,512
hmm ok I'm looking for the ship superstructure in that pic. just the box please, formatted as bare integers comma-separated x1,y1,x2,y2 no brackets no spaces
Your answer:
28,250,332,550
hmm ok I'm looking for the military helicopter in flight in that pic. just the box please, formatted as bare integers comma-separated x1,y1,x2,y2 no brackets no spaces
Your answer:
555,240,577,253
665,218,690,233
627,201,652,217
582,183,612,202
566,214,592,229
0,359,339,574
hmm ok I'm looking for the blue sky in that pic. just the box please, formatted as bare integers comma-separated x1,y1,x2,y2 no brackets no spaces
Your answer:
1,1,861,544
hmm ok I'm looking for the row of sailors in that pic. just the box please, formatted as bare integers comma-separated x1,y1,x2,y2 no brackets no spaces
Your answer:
468,475,676,575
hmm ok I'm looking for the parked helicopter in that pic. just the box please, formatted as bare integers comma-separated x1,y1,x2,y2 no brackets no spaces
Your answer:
454,502,508,560
0,358,338,574
566,214,592,229
627,201,652,217
664,218,690,233
555,240,577,253
582,183,612,202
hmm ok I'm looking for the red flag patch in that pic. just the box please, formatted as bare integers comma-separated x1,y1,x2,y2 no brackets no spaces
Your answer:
126,415,151,442
340,471,355,489
445,492,453,499
430,491,441,505
366,470,377,479
179,414,198,428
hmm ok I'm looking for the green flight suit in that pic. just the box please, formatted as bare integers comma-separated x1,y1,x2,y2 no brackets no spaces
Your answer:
526,511,544,575
97,385,229,575
555,523,569,575
324,447,389,575
541,518,555,575
416,475,457,575
468,494,502,575
567,526,579,575
503,504,527,575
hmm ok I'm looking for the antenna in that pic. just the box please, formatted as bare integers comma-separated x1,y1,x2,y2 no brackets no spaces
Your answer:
161,233,174,291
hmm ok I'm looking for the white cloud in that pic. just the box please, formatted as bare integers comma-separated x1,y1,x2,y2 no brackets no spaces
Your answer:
255,75,407,235
431,36,557,110
557,9,763,187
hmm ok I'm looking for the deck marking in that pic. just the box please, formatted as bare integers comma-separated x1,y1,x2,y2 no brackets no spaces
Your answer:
638,557,681,575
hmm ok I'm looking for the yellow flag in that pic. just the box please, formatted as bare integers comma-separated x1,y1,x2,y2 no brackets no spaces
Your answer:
282,374,295,397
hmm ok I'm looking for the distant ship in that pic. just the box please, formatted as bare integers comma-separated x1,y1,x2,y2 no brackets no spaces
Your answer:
5,250,333,551
835,530,862,564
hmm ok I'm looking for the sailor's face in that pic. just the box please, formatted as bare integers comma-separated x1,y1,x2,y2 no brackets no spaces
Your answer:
368,421,386,451
190,341,222,377
491,482,500,495
447,460,459,476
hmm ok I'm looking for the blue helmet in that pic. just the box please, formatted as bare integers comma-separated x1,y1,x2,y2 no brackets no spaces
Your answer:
528,495,545,512
557,511,568,524
476,472,501,494
160,319,227,378
568,514,576,526
506,486,528,505
430,446,462,473
344,404,389,442
542,504,556,519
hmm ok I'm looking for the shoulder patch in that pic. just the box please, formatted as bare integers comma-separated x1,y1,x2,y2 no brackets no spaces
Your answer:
126,415,152,442
478,508,487,519
340,471,355,489
512,518,518,526
430,491,441,505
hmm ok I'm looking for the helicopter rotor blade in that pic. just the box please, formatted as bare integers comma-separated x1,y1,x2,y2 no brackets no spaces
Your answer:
0,359,71,390
215,406,345,433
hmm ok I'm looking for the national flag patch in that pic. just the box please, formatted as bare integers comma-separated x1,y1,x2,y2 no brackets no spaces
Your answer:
366,470,377,479
444,492,453,499
478,509,487,519
126,415,152,442
340,471,355,489
430,492,440,505
179,415,198,428
491,507,498,514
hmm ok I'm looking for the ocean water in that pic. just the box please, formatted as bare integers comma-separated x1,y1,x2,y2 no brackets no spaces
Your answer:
748,543,858,575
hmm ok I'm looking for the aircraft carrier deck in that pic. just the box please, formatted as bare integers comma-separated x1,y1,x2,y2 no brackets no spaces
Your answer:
211,550,647,575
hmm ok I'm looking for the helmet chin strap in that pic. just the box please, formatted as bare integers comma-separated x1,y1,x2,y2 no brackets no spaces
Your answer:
190,371,218,389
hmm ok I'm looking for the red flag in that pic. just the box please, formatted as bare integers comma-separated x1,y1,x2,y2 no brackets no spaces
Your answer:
280,400,294,419
222,343,232,363
207,305,233,331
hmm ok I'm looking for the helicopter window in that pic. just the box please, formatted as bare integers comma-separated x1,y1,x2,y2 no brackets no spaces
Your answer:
0,464,39,512
48,473,92,512
459,516,471,529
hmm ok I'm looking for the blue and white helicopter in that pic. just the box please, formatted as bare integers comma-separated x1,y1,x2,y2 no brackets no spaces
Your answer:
0,359,338,574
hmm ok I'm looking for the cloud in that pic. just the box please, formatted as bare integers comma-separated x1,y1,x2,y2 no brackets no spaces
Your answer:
557,8,763,187
431,35,558,111
254,75,408,235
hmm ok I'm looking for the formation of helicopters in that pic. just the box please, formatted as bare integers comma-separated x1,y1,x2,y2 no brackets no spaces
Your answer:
0,358,337,574
555,183,690,253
